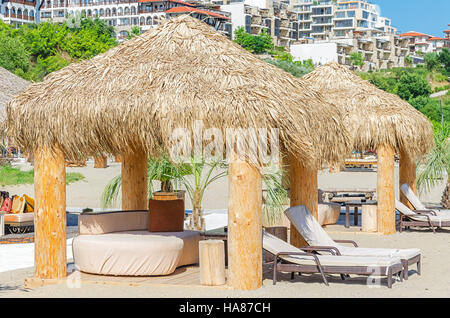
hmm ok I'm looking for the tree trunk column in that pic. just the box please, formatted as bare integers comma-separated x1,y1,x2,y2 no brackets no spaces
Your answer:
377,144,395,235
399,149,417,208
34,145,67,279
122,150,148,210
289,154,318,247
228,157,262,290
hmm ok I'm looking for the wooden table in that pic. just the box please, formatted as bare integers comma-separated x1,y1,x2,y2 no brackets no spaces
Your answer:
345,200,377,228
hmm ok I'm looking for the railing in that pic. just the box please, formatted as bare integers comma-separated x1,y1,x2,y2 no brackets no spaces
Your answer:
68,0,138,6
138,8,166,14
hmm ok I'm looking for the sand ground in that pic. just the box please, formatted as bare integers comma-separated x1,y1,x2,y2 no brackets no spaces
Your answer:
1,227,449,298
0,159,448,298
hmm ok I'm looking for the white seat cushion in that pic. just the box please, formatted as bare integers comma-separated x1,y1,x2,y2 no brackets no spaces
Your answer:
286,205,421,260
73,230,201,276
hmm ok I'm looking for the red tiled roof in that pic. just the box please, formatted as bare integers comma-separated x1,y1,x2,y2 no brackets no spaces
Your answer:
138,0,194,6
400,31,431,38
444,30,450,33
165,6,230,19
428,37,445,41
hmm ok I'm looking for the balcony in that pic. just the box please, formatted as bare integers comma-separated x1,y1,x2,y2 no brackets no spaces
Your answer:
7,0,36,6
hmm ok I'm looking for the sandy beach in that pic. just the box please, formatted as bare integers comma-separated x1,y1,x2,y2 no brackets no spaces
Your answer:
0,160,449,298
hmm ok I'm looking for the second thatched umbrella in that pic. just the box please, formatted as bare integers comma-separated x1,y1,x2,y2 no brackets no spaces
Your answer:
7,16,351,290
0,67,30,140
303,62,434,234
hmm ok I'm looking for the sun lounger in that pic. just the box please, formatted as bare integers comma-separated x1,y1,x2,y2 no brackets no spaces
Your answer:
284,205,421,280
396,200,450,233
400,183,450,215
263,231,404,288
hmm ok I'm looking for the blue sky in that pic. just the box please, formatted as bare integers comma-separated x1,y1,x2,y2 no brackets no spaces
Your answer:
373,0,450,37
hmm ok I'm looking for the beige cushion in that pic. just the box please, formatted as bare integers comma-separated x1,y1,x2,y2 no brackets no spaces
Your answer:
4,212,34,223
78,211,148,235
396,200,450,226
286,205,421,260
73,230,201,276
263,231,401,274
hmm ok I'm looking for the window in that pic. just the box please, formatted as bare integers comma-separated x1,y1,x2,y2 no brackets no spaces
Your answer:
335,19,353,28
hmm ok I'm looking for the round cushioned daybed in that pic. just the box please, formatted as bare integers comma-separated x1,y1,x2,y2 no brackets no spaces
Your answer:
72,211,201,276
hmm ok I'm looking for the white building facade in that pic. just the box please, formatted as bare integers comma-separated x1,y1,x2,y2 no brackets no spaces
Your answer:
1,0,38,25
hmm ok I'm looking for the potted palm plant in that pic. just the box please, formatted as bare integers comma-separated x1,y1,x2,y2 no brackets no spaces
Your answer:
101,154,190,208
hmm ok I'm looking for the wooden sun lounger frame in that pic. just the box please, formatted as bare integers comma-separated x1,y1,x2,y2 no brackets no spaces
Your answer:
266,246,404,288
398,209,450,234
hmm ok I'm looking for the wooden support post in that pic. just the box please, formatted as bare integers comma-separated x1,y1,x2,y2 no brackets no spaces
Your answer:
289,154,318,247
377,144,395,235
122,150,148,210
94,155,107,168
228,156,262,290
399,149,417,209
34,145,66,279
199,240,226,286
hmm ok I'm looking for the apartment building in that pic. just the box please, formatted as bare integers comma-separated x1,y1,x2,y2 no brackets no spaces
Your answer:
38,0,232,40
0,0,39,25
220,0,299,48
291,32,409,71
400,25,450,57
292,0,396,41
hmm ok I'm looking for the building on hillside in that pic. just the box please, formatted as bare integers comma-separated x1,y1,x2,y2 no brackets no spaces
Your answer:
0,0,39,25
290,32,409,71
39,0,232,40
292,0,397,41
220,0,299,48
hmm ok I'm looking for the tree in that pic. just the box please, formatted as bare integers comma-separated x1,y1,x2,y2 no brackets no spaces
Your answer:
350,52,364,69
417,122,450,208
424,52,440,72
0,35,30,75
438,48,450,76
233,27,273,54
396,72,432,100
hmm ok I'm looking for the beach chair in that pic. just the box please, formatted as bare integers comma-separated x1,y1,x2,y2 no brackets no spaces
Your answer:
400,183,450,214
263,231,404,288
285,205,421,280
395,200,450,234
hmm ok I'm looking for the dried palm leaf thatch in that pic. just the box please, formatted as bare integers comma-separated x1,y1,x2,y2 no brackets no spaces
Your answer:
0,67,30,137
303,62,434,160
7,15,351,168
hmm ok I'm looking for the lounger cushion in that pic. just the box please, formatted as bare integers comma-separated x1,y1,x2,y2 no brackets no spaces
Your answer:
4,212,34,223
400,183,426,210
263,232,401,274
284,205,339,248
338,247,420,259
286,205,421,260
396,200,450,225
73,230,201,276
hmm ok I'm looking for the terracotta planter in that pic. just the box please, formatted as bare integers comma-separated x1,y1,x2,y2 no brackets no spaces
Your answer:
152,190,185,202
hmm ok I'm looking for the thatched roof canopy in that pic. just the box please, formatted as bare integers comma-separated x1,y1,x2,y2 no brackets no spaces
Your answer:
0,67,30,126
7,16,350,167
303,62,434,160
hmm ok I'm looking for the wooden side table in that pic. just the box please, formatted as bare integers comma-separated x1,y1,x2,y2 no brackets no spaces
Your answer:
345,200,377,228
203,227,228,266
